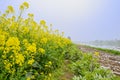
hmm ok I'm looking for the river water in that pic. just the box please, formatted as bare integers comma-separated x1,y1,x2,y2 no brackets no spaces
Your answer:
74,41,120,51
87,44,120,51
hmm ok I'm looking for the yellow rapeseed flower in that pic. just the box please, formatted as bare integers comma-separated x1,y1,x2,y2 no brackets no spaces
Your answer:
40,72,44,75
23,2,29,9
31,75,35,79
3,47,10,53
27,43,36,53
0,35,5,46
20,2,29,10
12,16,16,21
48,73,52,77
48,61,52,65
23,39,29,47
28,13,34,17
45,64,49,67
22,27,29,33
10,22,18,30
20,5,24,10
2,14,6,17
15,53,24,66
23,39,28,43
4,60,12,71
11,46,20,51
6,37,20,47
26,77,31,80
5,10,9,14
94,51,99,56
41,38,47,44
28,59,34,65
5,63,12,70
40,20,46,26
2,54,6,59
38,48,45,54
0,47,4,50
7,6,14,13
10,69,16,74
64,38,71,45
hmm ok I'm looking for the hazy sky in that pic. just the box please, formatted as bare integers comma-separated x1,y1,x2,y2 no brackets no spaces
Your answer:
0,0,120,41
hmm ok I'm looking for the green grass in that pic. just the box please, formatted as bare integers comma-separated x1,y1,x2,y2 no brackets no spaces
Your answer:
113,76,120,80
93,47,120,55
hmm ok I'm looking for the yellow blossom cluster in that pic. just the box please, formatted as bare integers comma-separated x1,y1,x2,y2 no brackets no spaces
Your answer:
15,53,25,66
27,43,36,53
94,51,100,56
0,34,6,46
38,48,45,54
0,2,72,80
6,37,20,47
28,58,34,65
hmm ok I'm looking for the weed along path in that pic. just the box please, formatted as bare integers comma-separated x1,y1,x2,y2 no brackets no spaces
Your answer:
60,60,74,80
78,45,120,76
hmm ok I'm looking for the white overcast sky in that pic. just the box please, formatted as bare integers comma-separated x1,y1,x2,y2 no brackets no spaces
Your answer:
0,0,120,41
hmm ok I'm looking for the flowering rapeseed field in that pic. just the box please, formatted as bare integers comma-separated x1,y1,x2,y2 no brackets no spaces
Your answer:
0,2,117,80
0,2,71,80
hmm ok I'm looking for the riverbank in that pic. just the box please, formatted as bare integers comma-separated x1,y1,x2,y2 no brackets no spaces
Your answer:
78,44,120,76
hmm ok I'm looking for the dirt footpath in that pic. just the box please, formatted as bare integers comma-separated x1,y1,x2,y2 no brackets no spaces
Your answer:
78,45,120,76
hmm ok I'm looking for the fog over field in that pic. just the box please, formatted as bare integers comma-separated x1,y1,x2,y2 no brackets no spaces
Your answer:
75,39,120,51
0,0,120,42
